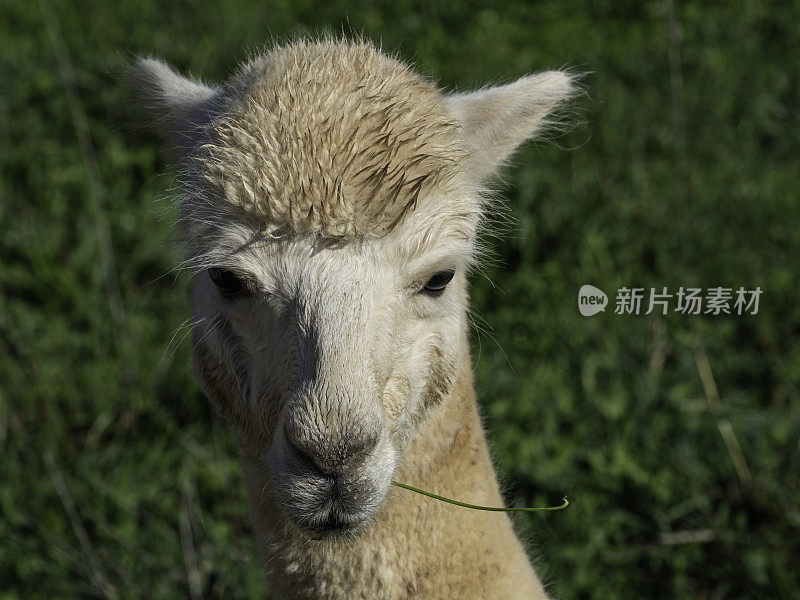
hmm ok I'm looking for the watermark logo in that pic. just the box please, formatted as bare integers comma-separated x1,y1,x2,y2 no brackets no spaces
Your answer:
578,284,608,316
578,285,762,316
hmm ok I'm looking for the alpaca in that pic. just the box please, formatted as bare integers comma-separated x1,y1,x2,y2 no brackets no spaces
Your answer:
132,39,575,599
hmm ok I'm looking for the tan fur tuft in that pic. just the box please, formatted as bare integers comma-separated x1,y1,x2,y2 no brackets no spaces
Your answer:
191,40,465,239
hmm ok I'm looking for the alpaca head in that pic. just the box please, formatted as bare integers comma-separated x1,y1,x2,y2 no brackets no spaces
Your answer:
133,39,575,536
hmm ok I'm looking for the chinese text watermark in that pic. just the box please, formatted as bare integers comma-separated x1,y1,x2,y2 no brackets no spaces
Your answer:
579,285,762,316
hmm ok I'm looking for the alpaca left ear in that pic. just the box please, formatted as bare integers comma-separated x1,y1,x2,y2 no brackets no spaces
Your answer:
445,71,578,181
129,57,219,151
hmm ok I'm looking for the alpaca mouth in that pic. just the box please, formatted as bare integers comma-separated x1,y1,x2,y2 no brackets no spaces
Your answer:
276,471,386,537
268,426,395,537
276,464,386,539
305,511,368,538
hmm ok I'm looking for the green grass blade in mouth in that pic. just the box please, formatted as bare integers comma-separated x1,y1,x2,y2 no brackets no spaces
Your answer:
391,481,569,512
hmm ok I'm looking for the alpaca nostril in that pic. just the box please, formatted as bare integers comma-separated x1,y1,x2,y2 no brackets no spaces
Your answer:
285,427,332,476
283,421,379,477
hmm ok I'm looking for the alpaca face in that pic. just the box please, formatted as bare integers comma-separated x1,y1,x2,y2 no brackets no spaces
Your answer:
191,187,478,533
132,39,575,537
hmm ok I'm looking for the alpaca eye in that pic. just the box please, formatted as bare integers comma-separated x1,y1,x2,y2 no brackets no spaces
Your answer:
422,270,455,297
208,268,246,297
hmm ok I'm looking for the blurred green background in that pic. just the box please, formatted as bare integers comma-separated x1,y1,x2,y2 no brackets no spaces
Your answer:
1,0,799,598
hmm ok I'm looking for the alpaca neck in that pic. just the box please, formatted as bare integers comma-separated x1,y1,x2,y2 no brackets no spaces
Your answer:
240,353,547,599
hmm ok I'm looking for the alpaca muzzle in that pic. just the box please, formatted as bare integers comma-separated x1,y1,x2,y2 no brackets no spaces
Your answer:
284,418,379,477
271,414,395,534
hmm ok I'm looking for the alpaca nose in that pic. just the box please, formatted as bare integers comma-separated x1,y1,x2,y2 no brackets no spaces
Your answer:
284,421,379,477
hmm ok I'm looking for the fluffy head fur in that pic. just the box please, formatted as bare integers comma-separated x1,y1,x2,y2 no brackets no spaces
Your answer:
194,41,464,239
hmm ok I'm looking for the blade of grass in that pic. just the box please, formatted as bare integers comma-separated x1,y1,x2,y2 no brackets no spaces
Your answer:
694,340,754,494
40,0,125,330
44,452,120,600
392,481,569,512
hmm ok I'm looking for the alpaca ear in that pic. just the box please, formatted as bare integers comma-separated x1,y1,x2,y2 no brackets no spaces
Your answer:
445,71,578,181
129,57,219,150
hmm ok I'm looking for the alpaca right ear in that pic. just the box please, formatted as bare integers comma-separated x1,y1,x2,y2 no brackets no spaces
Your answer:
129,57,218,149
445,71,578,182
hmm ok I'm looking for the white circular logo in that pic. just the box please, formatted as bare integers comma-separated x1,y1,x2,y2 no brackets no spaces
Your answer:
578,284,608,316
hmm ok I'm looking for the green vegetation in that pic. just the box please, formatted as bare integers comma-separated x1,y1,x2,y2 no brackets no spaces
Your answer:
1,0,798,598
391,481,570,512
